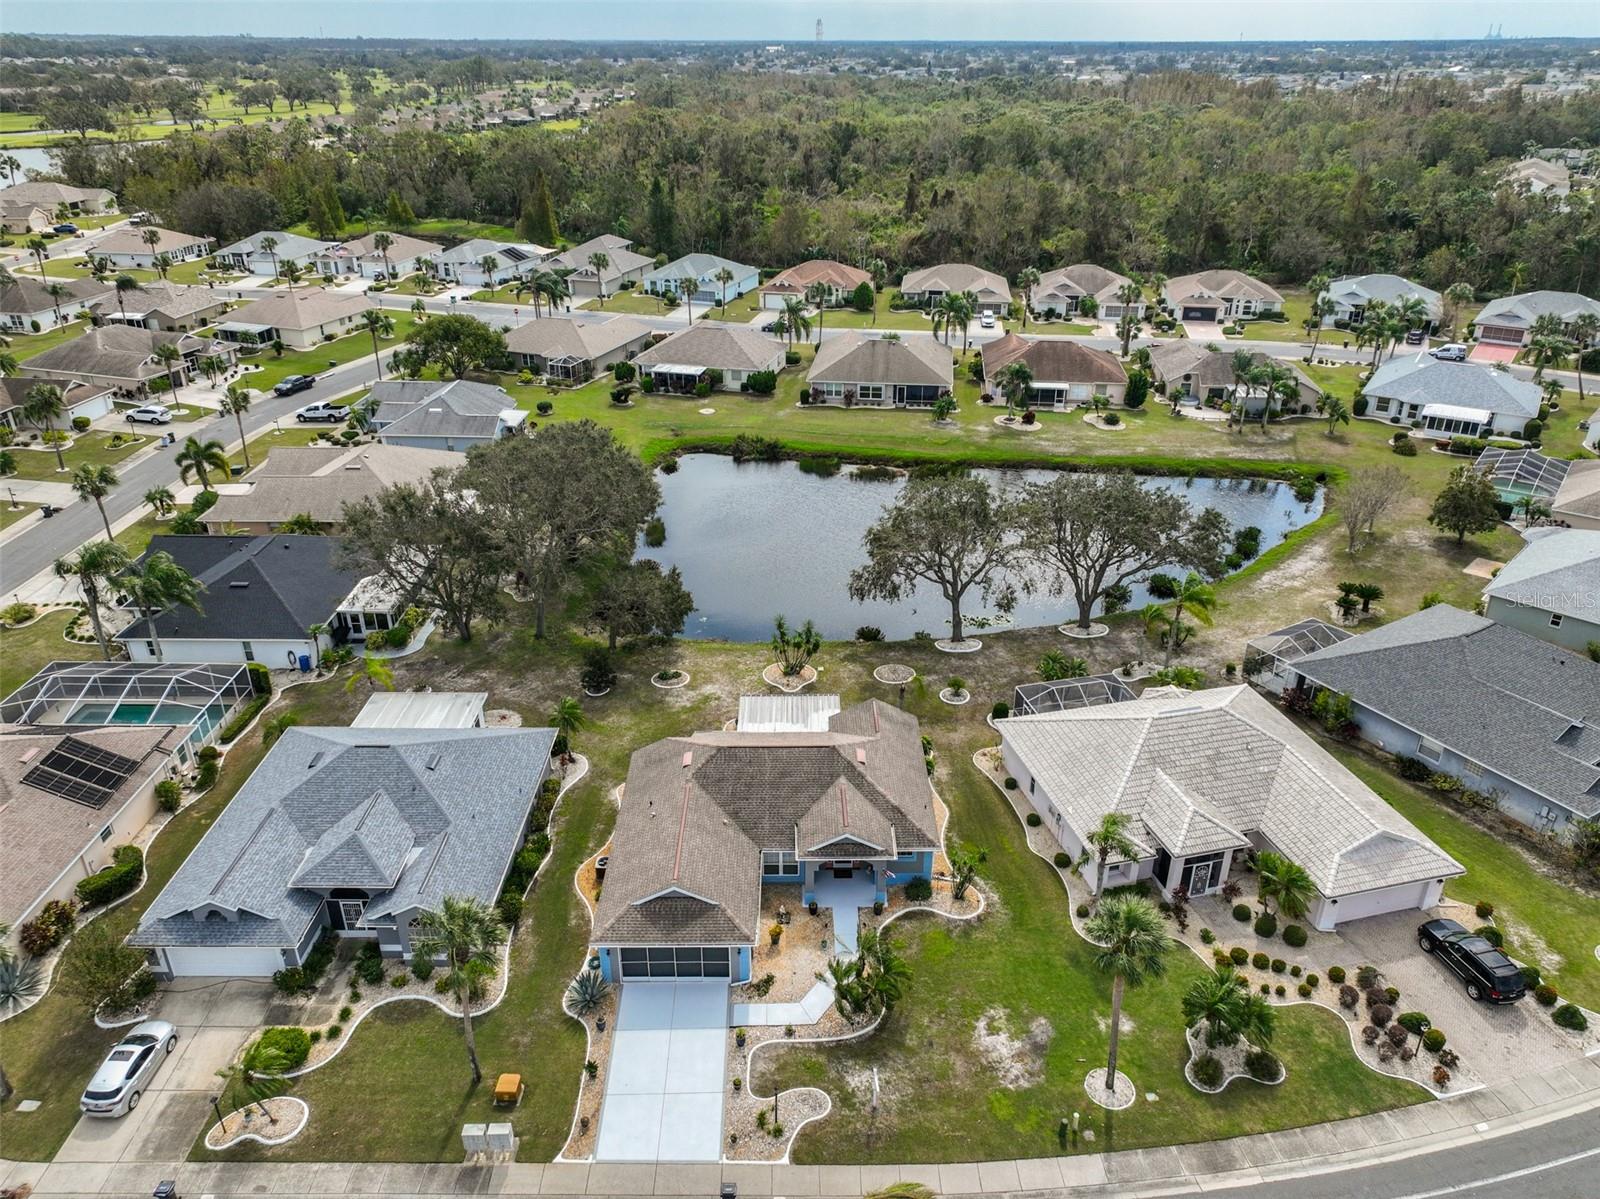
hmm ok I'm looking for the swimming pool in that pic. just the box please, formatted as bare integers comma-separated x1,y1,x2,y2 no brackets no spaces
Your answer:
66,701,225,737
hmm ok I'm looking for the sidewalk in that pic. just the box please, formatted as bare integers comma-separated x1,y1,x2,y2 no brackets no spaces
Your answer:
4,1049,1595,1196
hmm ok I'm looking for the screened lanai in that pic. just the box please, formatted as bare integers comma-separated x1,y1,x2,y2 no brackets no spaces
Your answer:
1012,673,1137,716
1244,619,1354,694
1474,447,1572,504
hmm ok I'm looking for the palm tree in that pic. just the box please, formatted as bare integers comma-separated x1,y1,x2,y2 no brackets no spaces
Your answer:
121,550,204,663
152,342,184,396
540,271,571,316
550,696,586,764
259,235,280,283
70,464,119,539
931,292,966,348
144,486,176,518
677,275,698,325
1569,312,1598,406
995,360,1033,421
54,540,131,660
25,237,48,274
21,383,68,472
408,896,506,1084
1255,852,1315,921
141,226,163,262
1443,282,1475,342
1227,349,1256,430
410,297,427,321
1394,295,1428,343
44,281,71,326
1076,811,1138,902
174,435,229,491
1183,966,1249,1048
1321,394,1350,436
1250,360,1296,431
152,252,174,282
805,281,830,345
215,1038,291,1125
1356,300,1391,368
1143,571,1216,668
1306,295,1336,359
1115,281,1143,355
1084,894,1169,1097
479,255,501,291
342,652,395,696
587,252,611,305
714,266,735,314
0,154,20,185
1015,266,1040,329
362,310,395,380
196,354,227,388
780,296,811,347
372,231,394,280
113,274,143,320
218,385,253,469
280,261,303,293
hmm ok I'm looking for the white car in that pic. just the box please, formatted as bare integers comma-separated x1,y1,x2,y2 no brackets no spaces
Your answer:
980,312,997,329
1430,343,1469,362
80,1020,178,1118
125,404,173,425
295,400,349,423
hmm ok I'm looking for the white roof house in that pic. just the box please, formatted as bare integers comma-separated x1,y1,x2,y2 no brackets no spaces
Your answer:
1502,157,1572,196
1320,274,1442,326
1482,529,1600,653
214,231,337,272
899,264,1012,311
1475,291,1600,346
1361,353,1542,438
998,685,1462,928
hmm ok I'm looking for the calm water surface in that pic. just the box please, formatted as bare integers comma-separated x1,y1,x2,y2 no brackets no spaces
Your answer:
640,455,1323,642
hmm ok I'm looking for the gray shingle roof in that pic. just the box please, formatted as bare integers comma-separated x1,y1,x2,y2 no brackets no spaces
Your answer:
1034,263,1131,305
130,725,554,949
900,263,1011,301
1163,270,1283,306
203,444,463,528
215,231,336,260
90,281,224,323
504,315,653,361
1482,530,1600,623
546,235,652,281
593,701,938,947
1322,274,1442,318
999,685,1462,896
1475,290,1600,332
370,379,522,440
26,325,212,383
1363,353,1542,418
641,252,757,286
223,289,372,332
0,275,113,316
1293,605,1600,819
981,332,1127,385
634,325,785,373
807,332,952,387
94,227,211,256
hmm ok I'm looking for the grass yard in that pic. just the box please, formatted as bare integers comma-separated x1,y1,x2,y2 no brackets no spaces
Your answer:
0,609,97,719
1331,747,1600,1011
162,259,244,286
215,315,415,391
2,430,155,481
0,500,39,530
814,292,941,332
387,275,450,297
578,290,684,317
1233,289,1315,345
1021,318,1098,335
8,318,91,362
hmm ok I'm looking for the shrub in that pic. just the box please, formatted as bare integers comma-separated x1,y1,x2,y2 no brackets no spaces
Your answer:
1534,984,1559,1007
1520,965,1542,990
904,878,933,902
1230,947,1250,966
1298,983,1313,997
1232,903,1251,922
1328,966,1346,984
1003,776,1018,790
1395,757,1432,783
1244,1049,1282,1082
1392,437,1418,456
272,967,308,995
356,950,385,986
1260,983,1271,993
497,891,524,927
990,700,1009,719
1289,964,1301,977
1432,1065,1451,1088
1386,1022,1409,1049
1026,812,1042,827
1339,984,1359,1009
1474,900,1494,919
747,370,778,395
1362,1024,1380,1044
217,694,269,743
76,845,144,907
1306,973,1318,987
1055,852,1072,869
1199,928,1216,945
1397,1012,1431,1036
411,954,435,981
154,779,182,813
1474,925,1503,948
309,1029,322,1044
1356,965,1380,989
1370,1003,1394,1027
1213,949,1232,968
1275,983,1286,996
326,1024,342,1040
1417,1027,1447,1054
389,972,408,988
1553,1004,1589,1032
1253,913,1277,938
1271,958,1287,974
1282,924,1307,948
1192,1053,1224,1088
1251,952,1270,970
256,1026,312,1069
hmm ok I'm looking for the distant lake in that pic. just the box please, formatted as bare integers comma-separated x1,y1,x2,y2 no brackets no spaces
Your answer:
638,454,1323,642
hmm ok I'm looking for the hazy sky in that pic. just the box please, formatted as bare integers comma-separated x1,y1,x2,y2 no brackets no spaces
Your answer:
7,1,1598,43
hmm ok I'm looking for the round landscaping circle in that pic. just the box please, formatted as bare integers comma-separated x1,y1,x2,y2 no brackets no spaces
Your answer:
1060,623,1110,639
762,663,817,692
582,687,612,698
935,638,982,654
994,415,1043,431
204,1097,309,1149
698,407,716,415
1083,1069,1137,1110
939,688,971,706
873,664,916,686
651,671,690,690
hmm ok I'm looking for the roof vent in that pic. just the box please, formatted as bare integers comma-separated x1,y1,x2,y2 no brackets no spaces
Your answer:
855,747,867,765
425,753,443,771
17,747,39,765
228,581,250,588
681,750,693,768
307,751,324,769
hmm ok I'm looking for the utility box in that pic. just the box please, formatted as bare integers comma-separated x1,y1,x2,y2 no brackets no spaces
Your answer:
461,1123,488,1156
486,1122,515,1154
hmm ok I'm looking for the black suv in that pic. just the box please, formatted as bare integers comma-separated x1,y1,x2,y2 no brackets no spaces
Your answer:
1417,918,1526,1004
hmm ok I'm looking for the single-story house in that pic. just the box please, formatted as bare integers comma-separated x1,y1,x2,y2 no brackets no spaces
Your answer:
91,280,226,333
352,691,487,729
805,331,952,407
1502,157,1572,197
999,684,1464,929
368,379,529,451
213,231,337,277
212,290,373,351
1243,618,1355,696
1031,263,1144,320
116,534,404,667
0,200,54,235
1,275,113,333
760,259,871,311
1551,459,1600,530
1320,274,1442,331
504,315,654,380
1474,291,1600,348
899,264,1012,314
128,723,556,978
1287,604,1600,840
431,238,552,289
980,333,1127,409
633,326,787,393
543,234,653,299
1147,343,1322,415
1361,353,1542,439
24,325,232,396
590,698,939,983
202,442,465,534
641,252,760,306
1481,529,1600,654
1162,270,1283,322
92,226,213,271
0,180,115,215
0,373,117,430
314,231,439,280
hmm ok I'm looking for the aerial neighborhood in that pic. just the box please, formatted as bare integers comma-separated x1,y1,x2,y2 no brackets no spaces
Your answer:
1,24,1599,1199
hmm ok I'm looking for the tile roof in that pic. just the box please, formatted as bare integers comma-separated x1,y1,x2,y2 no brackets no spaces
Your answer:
1034,263,1131,304
1293,605,1600,819
807,332,953,387
1363,353,1542,417
0,275,112,315
634,325,785,373
130,726,555,949
1163,270,1283,306
0,181,113,207
1475,291,1600,331
981,332,1127,385
762,260,871,295
203,444,464,528
90,281,224,322
592,701,938,947
93,227,211,256
223,289,373,332
1481,530,1600,624
0,374,113,417
370,379,523,440
503,315,653,361
999,685,1462,896
900,263,1011,301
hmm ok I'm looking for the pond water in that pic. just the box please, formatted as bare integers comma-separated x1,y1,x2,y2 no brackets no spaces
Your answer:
639,454,1323,642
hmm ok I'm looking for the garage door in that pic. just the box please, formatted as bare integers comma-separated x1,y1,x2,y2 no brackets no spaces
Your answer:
619,947,731,980
162,946,285,977
1182,306,1220,322
1323,881,1434,927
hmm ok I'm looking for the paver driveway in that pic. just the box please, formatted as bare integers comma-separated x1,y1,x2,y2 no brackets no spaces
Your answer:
595,982,727,1163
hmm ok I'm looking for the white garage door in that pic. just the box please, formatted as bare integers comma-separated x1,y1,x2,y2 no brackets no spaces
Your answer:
1321,881,1434,928
162,946,285,977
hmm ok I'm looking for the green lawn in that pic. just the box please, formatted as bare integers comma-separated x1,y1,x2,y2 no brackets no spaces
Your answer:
1332,747,1600,1011
0,609,96,711
578,290,682,316
387,275,449,297
163,259,244,286
1022,318,1098,335
215,315,415,391
1232,290,1315,344
814,292,940,332
2,430,155,481
8,319,91,362
0,500,38,530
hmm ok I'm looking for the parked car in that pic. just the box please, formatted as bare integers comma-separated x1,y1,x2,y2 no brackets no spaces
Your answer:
129,212,153,225
80,1021,178,1118
273,375,317,398
1430,343,1469,362
980,312,997,329
1404,328,1425,345
294,399,349,423
125,404,173,425
1417,918,1527,1004
53,222,79,235
761,319,783,333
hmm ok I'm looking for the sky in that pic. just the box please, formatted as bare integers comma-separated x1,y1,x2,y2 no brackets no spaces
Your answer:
6,1,1598,43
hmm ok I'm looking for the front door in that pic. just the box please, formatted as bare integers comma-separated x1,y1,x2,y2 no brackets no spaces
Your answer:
1188,860,1215,895
336,900,366,930
832,861,854,879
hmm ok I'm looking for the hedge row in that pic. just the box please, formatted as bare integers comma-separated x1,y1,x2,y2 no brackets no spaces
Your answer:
75,845,144,908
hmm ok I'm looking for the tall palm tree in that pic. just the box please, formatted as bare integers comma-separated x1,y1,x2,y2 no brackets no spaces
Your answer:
587,251,610,305
0,153,20,185
70,463,119,539
1306,295,1336,359
930,293,962,347
479,255,501,291
1084,894,1169,1097
113,273,143,320
1143,571,1216,668
1443,281,1475,342
1321,394,1350,436
1227,349,1256,430
371,231,394,280
54,540,131,659
539,270,570,316
952,291,978,355
1255,852,1315,921
677,275,698,325
408,896,506,1084
1568,312,1598,406
152,342,184,396
141,226,163,261
219,385,253,469
280,261,303,293
152,252,174,282
995,360,1033,421
1250,360,1296,431
25,237,48,274
44,281,72,327
259,235,280,283
1115,281,1143,356
1355,299,1391,368
362,310,395,380
144,486,176,518
714,266,735,314
1076,811,1138,902
174,435,229,490
1015,266,1040,329
780,296,811,347
21,383,67,472
1393,295,1428,342
550,696,586,764
805,281,830,345
121,550,204,663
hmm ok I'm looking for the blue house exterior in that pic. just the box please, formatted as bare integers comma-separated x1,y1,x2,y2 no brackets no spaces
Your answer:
641,252,761,306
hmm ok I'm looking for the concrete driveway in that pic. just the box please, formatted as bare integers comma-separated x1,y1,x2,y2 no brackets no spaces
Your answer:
51,978,277,1168
595,982,728,1163
1181,320,1229,342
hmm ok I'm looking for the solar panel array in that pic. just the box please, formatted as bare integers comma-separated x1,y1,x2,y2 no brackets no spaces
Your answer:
20,736,142,808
